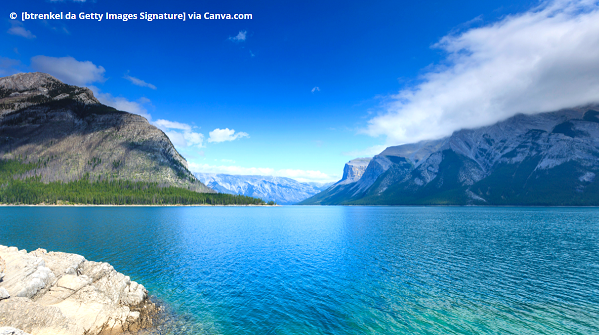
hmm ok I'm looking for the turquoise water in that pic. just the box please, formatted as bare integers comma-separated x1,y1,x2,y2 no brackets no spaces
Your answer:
1,206,599,334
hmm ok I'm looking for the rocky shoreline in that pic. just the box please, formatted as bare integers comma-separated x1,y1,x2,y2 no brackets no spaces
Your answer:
0,245,158,335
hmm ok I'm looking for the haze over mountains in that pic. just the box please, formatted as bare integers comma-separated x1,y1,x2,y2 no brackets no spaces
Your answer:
302,106,599,206
0,72,213,193
195,173,332,204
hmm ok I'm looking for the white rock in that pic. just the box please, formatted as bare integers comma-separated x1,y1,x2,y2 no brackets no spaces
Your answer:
0,245,156,335
0,327,32,335
0,287,9,300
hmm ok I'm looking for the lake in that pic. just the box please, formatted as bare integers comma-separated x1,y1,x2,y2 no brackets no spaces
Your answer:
1,206,598,334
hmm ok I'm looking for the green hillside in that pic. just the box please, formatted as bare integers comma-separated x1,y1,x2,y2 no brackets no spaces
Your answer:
0,159,268,205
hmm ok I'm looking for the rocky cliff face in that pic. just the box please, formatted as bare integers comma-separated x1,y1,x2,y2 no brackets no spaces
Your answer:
297,158,371,205
0,72,213,193
0,245,158,335
338,158,371,185
195,173,333,204
301,106,599,205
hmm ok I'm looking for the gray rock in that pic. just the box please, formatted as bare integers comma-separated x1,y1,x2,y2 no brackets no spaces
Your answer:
0,247,55,299
0,245,157,335
340,158,371,184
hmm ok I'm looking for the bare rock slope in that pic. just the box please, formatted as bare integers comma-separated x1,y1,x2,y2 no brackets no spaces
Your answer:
0,245,157,335
302,106,599,205
0,72,212,192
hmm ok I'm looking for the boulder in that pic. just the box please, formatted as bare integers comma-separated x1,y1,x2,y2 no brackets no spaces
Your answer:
0,246,157,335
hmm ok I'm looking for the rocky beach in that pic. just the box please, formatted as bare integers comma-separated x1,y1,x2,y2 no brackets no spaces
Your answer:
0,245,157,335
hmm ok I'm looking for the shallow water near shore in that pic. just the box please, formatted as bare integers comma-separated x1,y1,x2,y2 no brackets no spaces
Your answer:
1,206,599,334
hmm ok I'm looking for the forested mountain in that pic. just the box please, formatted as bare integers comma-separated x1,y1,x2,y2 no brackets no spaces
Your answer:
0,72,274,205
301,107,599,206
0,72,211,192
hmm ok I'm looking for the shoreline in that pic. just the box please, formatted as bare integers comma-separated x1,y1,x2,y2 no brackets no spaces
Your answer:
0,204,282,207
0,245,159,335
294,205,599,208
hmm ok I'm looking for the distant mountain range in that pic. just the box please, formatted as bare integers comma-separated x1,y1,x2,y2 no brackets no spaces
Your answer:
195,173,333,204
301,106,599,206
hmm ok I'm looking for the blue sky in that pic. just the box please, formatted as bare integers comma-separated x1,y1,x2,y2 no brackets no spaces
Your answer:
3,0,599,182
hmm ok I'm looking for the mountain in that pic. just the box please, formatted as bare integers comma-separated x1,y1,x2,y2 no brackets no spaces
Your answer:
195,173,333,204
338,158,371,185
301,106,599,206
297,158,371,204
0,72,212,193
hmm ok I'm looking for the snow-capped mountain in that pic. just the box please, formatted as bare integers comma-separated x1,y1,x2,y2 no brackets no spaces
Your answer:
194,173,333,204
302,106,599,205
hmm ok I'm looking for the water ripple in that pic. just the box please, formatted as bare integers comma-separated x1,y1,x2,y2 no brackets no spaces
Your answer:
1,206,599,334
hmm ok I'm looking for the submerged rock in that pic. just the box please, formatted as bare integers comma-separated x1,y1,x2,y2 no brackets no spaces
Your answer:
0,245,158,335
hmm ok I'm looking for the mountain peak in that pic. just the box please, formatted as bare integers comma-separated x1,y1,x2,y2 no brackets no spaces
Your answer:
195,173,333,204
338,157,372,185
0,72,212,193
0,72,62,91
302,106,599,206
0,72,99,114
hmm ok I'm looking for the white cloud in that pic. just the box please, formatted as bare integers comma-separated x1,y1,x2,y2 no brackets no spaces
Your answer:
154,119,204,148
8,21,35,39
163,131,204,148
365,0,599,145
208,128,249,143
154,119,191,131
311,86,320,93
229,30,247,42
30,57,202,151
31,56,105,86
182,131,204,147
91,87,203,149
189,163,339,183
276,168,338,183
90,86,153,121
124,74,157,89
342,144,388,157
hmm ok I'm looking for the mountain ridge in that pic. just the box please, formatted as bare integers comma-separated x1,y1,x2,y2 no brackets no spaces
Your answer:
301,106,599,206
195,173,333,204
0,72,213,193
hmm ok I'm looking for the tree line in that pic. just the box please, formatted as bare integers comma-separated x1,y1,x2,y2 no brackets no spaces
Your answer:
0,159,269,206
